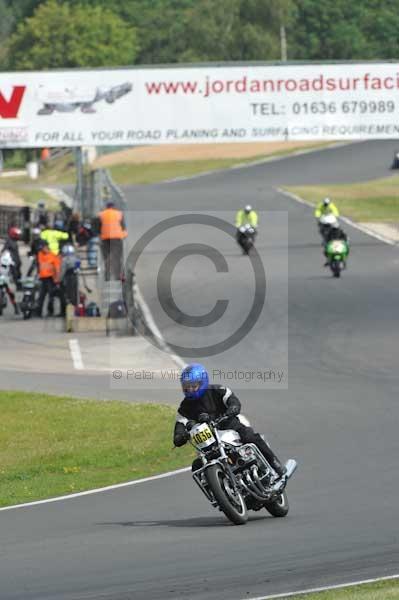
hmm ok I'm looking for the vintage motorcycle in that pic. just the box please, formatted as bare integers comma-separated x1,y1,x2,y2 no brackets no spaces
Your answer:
189,415,297,525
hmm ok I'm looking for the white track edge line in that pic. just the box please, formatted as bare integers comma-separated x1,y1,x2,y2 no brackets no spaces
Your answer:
162,141,361,184
277,188,398,246
241,573,399,600
0,467,191,512
68,339,84,370
133,282,186,369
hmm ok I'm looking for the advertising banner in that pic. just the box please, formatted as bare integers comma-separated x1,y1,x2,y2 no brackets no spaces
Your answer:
1,62,399,147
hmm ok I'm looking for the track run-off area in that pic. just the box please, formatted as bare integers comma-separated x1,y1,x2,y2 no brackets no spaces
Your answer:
1,140,398,600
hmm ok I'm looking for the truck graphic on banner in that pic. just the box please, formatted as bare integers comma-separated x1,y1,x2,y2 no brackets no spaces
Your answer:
36,82,132,115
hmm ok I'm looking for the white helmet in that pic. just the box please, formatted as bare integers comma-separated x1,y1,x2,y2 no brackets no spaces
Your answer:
244,204,252,214
62,244,75,256
323,197,331,206
1,251,14,268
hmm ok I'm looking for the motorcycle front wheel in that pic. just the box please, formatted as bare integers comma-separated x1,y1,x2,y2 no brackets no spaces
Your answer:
330,260,341,278
205,464,248,525
263,490,289,517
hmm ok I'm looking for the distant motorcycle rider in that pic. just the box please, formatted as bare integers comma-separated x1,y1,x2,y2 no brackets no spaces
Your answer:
315,198,339,241
173,364,287,482
235,205,258,252
314,197,339,219
324,222,349,266
235,205,258,230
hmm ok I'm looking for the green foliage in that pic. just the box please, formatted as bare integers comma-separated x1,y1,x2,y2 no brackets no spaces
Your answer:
1,0,399,70
6,0,139,70
289,0,399,61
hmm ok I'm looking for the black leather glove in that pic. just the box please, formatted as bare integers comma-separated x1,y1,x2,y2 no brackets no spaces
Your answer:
198,412,211,423
174,431,189,447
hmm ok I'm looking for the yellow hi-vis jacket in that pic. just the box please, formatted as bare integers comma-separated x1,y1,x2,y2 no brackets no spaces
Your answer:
235,209,258,228
314,202,339,219
40,229,69,255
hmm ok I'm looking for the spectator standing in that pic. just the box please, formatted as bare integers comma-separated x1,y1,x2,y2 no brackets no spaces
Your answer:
33,200,49,229
40,220,69,255
49,251,66,317
26,227,42,276
36,241,59,317
98,200,127,281
60,244,78,309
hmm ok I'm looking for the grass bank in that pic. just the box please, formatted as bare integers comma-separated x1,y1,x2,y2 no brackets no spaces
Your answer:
285,175,399,222
0,391,193,508
279,578,399,599
0,186,55,209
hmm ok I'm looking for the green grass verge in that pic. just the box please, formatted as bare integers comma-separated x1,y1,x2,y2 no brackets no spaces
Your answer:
0,391,193,508
285,175,399,222
15,187,56,209
0,187,58,211
0,154,77,186
279,579,399,599
107,143,332,185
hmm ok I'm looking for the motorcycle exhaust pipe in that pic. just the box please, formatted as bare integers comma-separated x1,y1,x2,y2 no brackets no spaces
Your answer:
251,466,271,497
285,459,297,480
237,474,257,499
244,471,269,501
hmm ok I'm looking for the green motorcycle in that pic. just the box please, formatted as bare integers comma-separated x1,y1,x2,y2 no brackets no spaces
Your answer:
325,239,349,278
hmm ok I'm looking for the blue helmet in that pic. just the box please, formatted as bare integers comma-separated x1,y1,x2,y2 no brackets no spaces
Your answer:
180,363,209,399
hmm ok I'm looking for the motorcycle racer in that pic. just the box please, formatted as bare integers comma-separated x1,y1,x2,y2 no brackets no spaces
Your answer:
235,205,258,229
173,363,287,483
314,197,339,219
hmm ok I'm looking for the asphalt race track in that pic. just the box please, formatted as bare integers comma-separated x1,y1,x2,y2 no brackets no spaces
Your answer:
1,140,399,599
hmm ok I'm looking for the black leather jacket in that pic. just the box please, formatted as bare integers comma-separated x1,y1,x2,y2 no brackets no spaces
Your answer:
173,385,240,447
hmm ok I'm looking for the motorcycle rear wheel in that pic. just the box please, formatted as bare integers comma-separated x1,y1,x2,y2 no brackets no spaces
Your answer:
205,464,248,525
263,490,289,517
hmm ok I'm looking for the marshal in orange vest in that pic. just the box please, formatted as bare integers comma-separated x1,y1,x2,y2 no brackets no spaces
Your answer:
98,208,127,240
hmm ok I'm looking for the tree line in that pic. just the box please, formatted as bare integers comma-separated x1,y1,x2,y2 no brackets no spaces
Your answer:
0,0,398,71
